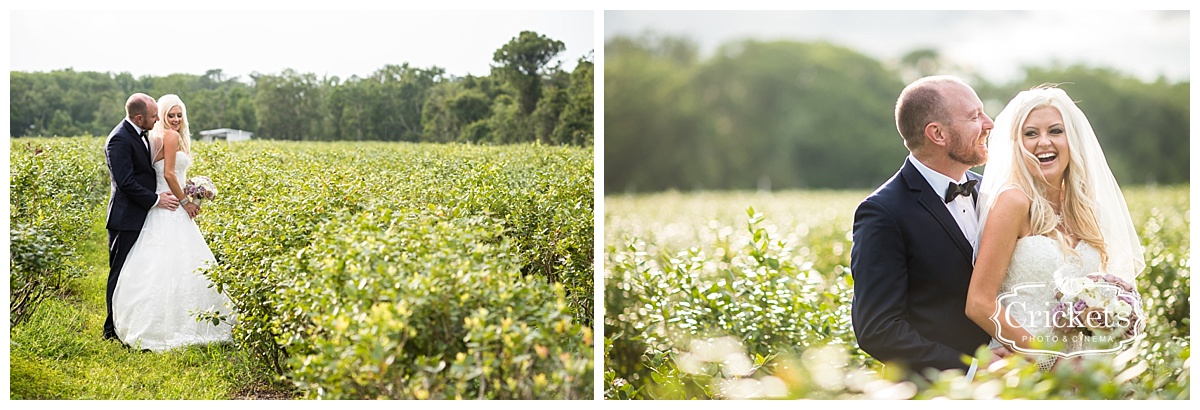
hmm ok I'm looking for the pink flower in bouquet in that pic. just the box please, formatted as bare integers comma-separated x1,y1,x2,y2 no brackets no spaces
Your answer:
1053,270,1143,340
184,176,218,206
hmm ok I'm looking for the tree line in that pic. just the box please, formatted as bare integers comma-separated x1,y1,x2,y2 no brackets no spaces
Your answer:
10,31,593,146
605,34,1189,193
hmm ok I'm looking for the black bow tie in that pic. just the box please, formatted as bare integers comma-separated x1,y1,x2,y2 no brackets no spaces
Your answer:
140,130,149,139
944,179,978,203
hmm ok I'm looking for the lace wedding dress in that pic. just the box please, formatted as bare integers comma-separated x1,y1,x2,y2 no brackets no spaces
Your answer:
999,235,1101,368
112,150,234,351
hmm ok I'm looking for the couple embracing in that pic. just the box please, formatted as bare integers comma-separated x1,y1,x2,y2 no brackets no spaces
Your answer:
103,93,234,351
851,76,1145,381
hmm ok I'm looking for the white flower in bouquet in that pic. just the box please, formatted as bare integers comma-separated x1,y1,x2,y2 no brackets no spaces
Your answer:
1077,284,1103,308
1053,269,1143,341
1111,298,1134,318
1057,277,1088,302
184,176,218,207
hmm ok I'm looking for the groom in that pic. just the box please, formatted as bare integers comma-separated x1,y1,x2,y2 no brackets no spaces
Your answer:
850,76,998,379
102,93,180,341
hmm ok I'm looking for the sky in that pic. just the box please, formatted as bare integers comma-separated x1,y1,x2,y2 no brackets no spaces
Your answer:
604,10,1190,85
5,8,1190,84
9,9,595,81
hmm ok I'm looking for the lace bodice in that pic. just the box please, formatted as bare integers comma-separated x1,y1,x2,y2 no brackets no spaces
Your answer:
999,235,1102,355
1002,235,1101,294
153,151,191,194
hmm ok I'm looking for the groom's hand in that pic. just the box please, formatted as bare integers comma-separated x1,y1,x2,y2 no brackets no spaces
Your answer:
988,346,1014,364
157,192,180,210
183,203,200,219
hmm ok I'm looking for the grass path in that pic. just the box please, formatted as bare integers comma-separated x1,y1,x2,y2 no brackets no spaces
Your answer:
8,210,292,400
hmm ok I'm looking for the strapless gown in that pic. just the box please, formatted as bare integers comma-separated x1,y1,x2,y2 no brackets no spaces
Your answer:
111,150,234,351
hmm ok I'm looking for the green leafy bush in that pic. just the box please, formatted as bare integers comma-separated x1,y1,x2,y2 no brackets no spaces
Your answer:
11,137,593,399
605,187,1189,399
190,140,592,397
275,207,591,399
9,138,108,327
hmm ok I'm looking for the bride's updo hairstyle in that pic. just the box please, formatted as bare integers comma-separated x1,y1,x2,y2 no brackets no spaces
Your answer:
153,94,192,154
978,85,1145,280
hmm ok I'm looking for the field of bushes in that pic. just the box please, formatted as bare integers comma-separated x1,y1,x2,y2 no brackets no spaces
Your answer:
10,137,594,399
604,187,1189,399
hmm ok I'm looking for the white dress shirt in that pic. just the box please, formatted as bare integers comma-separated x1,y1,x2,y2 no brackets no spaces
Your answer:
908,154,980,253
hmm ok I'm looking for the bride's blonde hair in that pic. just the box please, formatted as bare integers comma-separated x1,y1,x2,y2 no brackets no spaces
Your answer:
152,94,191,155
1001,85,1108,269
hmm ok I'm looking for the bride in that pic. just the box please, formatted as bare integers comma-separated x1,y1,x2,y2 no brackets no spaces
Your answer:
965,85,1145,370
111,94,234,351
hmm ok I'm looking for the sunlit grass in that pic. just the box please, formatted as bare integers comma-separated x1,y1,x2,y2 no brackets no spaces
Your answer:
8,208,285,400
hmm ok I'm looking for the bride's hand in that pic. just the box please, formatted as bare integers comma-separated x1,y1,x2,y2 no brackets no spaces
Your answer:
987,345,1014,365
992,346,1014,358
183,202,200,219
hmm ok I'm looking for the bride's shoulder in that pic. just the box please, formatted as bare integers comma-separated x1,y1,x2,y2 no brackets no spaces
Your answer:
995,184,1030,200
991,187,1032,216
160,129,183,147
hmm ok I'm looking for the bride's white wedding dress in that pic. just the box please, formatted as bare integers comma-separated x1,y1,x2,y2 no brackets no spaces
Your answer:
999,235,1101,358
112,150,233,351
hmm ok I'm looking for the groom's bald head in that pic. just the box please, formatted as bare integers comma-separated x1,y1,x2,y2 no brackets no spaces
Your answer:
126,93,153,117
895,75,968,152
126,93,158,130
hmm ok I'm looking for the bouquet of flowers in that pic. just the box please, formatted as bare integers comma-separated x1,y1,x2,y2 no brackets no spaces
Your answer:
184,176,218,207
1051,272,1144,341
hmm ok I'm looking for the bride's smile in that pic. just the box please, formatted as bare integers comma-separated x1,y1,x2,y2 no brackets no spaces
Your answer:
1021,106,1070,186
166,106,183,131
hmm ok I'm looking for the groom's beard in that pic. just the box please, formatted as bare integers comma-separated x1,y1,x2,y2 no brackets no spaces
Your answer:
947,131,987,167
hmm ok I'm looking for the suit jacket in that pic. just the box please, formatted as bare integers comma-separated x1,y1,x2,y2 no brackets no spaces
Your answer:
850,157,990,374
105,119,158,231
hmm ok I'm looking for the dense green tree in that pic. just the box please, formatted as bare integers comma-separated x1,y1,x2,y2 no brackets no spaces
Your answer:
492,31,567,117
604,34,713,193
189,69,255,133
487,94,525,144
422,75,505,143
10,71,43,136
252,69,324,140
553,54,594,145
531,68,571,144
11,31,591,146
603,34,1188,193
419,81,460,143
694,39,905,190
367,64,445,142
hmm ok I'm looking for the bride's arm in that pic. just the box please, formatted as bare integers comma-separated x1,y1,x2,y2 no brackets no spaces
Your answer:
161,130,187,203
966,189,1037,351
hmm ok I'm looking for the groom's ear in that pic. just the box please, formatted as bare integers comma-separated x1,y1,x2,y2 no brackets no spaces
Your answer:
923,122,946,146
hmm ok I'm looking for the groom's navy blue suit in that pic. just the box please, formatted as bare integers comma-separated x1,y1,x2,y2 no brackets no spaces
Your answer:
103,119,158,340
850,158,990,374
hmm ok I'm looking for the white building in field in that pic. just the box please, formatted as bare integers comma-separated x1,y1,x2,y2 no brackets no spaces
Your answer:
199,128,253,142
